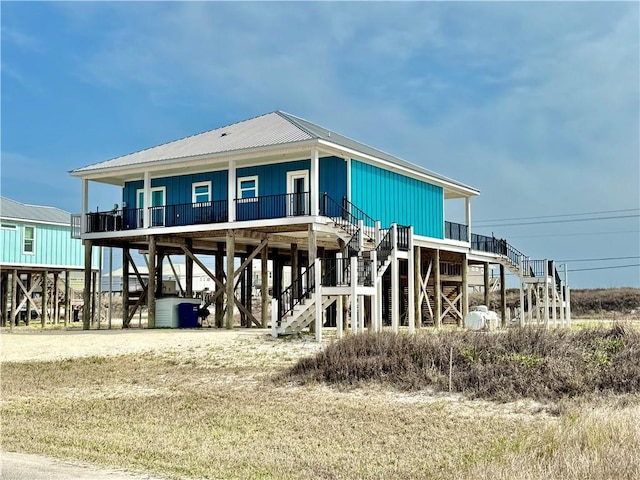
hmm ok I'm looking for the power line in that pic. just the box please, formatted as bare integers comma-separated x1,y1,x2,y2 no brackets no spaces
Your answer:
474,208,640,223
477,214,639,228
568,264,640,272
558,256,640,263
505,230,640,239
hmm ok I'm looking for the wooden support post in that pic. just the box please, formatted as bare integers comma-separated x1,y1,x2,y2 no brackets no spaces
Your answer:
83,240,92,330
10,270,17,331
483,262,490,307
26,273,32,326
91,270,98,327
53,272,59,324
185,239,193,298
225,230,235,329
216,242,224,328
240,255,246,327
42,271,49,327
122,247,130,328
434,249,441,328
500,264,507,328
1,272,8,327
414,246,421,330
461,254,468,326
246,246,254,327
147,235,157,328
261,241,269,328
64,270,71,326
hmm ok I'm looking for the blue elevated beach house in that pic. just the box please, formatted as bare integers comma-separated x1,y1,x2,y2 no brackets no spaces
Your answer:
70,111,570,337
0,197,98,328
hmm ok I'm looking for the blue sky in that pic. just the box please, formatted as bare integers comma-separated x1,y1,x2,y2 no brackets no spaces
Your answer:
1,1,639,288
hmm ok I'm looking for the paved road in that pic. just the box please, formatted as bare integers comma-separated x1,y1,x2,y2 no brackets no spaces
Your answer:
0,452,167,480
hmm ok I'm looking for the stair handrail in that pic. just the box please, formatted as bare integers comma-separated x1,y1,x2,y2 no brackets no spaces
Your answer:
342,197,376,229
376,227,393,270
320,193,375,242
278,263,315,323
346,227,361,258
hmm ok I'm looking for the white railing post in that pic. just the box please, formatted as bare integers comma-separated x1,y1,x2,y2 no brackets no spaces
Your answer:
336,295,344,339
519,255,525,328
314,258,322,342
391,224,399,333
357,219,364,252
374,220,381,246
350,255,358,334
271,298,278,337
370,250,379,333
565,263,571,328
407,226,415,334
543,260,550,329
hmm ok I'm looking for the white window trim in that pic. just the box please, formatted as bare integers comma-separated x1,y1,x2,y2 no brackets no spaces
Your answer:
23,225,35,255
237,175,259,202
286,170,309,194
192,181,212,204
1,223,17,230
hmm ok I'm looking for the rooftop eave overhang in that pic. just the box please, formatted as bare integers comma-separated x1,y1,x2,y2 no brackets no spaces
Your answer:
68,139,321,184
317,139,480,198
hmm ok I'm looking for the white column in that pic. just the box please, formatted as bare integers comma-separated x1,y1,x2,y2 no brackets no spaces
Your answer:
228,159,236,222
391,224,399,333
310,147,319,216
350,255,358,334
346,158,352,204
336,295,343,339
81,178,89,233
271,298,278,337
374,220,381,245
559,280,565,328
465,197,472,243
407,227,415,334
371,250,379,333
314,258,322,342
543,260,550,329
519,255,525,328
143,171,151,228
564,264,571,328
359,295,365,332
527,285,533,326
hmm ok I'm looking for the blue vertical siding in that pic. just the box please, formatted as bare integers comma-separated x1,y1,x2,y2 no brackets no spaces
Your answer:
237,160,310,196
0,221,94,268
350,160,444,238
319,156,347,205
123,170,228,208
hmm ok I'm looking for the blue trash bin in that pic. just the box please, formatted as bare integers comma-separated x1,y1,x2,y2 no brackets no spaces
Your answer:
178,303,199,328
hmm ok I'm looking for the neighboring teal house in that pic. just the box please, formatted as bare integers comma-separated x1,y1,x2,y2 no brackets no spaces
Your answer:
69,111,569,336
0,197,98,327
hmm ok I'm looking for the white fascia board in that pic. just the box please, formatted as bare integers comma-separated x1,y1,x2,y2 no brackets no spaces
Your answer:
0,216,70,228
317,139,480,197
80,215,325,241
69,140,319,181
412,234,470,254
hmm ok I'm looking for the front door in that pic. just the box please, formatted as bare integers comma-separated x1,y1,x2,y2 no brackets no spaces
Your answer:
287,170,309,216
137,187,166,227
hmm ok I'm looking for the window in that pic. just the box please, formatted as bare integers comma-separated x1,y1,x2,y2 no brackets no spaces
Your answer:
238,176,258,201
1,223,16,230
192,181,212,204
23,226,35,254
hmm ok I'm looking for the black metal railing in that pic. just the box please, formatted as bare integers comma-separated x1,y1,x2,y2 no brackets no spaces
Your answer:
236,192,310,221
320,193,359,238
278,263,315,322
376,228,393,271
397,225,410,251
162,200,228,227
444,221,468,242
85,208,143,233
321,258,351,287
522,259,546,278
357,258,374,286
343,197,376,228
346,228,361,258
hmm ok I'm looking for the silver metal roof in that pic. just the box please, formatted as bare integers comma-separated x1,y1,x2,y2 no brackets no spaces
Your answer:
71,112,313,173
0,196,71,225
70,110,477,193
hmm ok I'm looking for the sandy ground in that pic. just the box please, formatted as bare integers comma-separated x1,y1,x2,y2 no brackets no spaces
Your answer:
0,328,281,363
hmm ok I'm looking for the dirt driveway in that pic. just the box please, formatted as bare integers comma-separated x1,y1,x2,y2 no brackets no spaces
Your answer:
0,328,275,363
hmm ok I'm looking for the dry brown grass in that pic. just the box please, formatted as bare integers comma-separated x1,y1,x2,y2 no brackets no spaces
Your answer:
1,331,639,479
